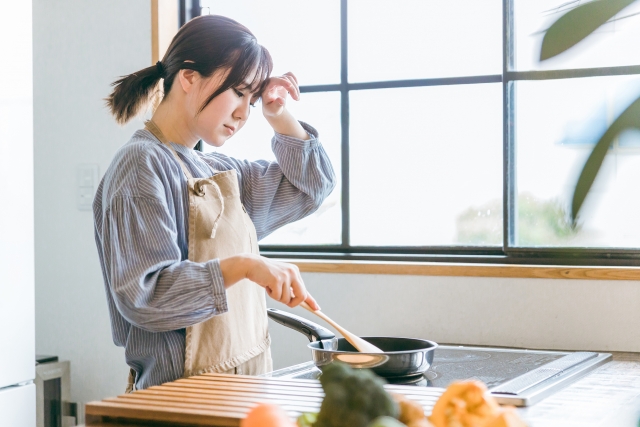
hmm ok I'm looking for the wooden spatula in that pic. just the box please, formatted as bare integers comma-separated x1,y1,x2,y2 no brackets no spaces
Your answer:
300,301,384,353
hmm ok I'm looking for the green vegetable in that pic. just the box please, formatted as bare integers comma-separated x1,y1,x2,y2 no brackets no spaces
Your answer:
368,416,406,427
314,363,399,427
297,412,318,427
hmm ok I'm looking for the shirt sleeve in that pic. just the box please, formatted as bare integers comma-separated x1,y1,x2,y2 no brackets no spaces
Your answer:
101,194,228,333
200,121,337,240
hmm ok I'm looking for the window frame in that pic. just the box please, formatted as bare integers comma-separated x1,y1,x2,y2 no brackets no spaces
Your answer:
193,0,640,266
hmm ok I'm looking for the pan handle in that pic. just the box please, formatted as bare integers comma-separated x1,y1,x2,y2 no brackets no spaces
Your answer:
267,308,336,343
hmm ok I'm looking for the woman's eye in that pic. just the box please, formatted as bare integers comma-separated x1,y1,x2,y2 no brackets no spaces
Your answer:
233,89,244,98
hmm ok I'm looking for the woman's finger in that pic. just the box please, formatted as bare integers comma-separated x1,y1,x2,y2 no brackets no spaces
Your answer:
283,74,300,100
265,76,299,101
304,293,320,311
281,77,299,101
283,71,298,86
280,276,292,305
263,85,288,104
268,276,283,301
288,279,306,308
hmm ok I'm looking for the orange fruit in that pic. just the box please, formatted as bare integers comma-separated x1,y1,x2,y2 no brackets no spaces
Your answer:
240,403,296,427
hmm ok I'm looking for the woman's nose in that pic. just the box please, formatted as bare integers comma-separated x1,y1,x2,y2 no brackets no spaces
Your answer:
233,99,251,121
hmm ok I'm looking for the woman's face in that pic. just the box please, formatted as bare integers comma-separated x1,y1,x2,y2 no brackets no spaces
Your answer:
188,67,259,147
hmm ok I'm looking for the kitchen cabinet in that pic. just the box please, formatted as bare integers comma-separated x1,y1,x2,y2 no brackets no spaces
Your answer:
0,385,36,427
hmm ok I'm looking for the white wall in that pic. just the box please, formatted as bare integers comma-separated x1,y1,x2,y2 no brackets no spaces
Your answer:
33,0,150,410
269,274,640,370
32,0,640,421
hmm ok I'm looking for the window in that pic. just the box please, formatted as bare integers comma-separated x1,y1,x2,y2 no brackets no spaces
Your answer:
509,0,640,259
196,0,640,265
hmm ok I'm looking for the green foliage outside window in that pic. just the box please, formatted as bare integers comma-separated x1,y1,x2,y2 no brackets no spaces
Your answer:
456,194,579,246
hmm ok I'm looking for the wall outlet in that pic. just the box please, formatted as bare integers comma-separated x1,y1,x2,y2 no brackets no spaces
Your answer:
76,164,99,211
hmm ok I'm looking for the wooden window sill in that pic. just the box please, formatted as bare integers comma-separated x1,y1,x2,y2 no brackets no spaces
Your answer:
279,259,640,281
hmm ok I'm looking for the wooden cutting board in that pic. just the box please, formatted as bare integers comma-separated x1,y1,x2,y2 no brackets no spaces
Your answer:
85,373,445,427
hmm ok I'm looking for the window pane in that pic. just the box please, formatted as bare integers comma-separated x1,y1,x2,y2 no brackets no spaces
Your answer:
515,0,640,71
200,0,340,85
350,84,503,246
348,0,502,82
516,76,640,247
203,92,342,245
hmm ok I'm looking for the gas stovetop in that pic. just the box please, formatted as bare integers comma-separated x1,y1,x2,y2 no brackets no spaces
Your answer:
265,345,611,406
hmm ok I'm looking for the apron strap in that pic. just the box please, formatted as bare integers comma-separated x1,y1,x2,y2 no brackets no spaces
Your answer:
125,368,136,394
193,178,225,238
144,120,225,238
144,120,195,180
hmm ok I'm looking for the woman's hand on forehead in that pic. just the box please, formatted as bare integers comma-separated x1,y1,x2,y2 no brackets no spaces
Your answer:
258,71,309,140
260,71,300,118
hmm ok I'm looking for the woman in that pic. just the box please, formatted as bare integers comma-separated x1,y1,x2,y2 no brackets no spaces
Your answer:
93,15,335,391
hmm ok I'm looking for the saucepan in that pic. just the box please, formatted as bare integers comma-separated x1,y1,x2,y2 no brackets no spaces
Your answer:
267,308,438,378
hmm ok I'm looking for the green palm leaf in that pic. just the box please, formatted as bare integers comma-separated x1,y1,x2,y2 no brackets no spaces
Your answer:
540,0,637,61
571,97,640,223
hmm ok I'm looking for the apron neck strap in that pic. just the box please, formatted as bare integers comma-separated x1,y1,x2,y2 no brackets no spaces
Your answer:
145,120,194,180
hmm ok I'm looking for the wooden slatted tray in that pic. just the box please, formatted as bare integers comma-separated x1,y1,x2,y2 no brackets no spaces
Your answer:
85,373,445,427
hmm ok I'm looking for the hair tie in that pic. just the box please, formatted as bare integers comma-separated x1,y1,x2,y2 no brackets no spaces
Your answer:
156,61,166,78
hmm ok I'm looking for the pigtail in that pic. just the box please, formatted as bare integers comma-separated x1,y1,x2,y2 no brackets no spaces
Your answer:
105,65,163,125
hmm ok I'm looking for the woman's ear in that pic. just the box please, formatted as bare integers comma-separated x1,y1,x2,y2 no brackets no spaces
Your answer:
178,69,199,94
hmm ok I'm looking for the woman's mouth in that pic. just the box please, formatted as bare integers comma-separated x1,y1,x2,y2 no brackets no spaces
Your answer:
223,125,235,135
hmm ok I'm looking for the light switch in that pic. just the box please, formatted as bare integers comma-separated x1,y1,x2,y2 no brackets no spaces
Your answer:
76,164,99,211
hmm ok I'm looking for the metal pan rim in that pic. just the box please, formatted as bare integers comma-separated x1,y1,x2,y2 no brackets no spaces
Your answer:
308,336,439,355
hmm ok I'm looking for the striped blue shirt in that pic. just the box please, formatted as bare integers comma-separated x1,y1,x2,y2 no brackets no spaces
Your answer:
93,122,335,389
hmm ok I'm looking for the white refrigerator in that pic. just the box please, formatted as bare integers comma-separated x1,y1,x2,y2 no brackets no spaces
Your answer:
0,0,36,426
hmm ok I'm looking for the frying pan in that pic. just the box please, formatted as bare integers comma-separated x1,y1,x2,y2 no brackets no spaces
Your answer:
267,308,438,378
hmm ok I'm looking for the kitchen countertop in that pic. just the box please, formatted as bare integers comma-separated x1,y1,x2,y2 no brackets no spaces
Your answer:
81,352,640,427
518,352,640,426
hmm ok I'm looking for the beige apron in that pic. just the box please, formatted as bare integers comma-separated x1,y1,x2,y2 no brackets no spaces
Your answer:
126,121,271,392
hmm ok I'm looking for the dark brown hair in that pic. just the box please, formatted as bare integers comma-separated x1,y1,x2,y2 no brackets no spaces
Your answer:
106,15,273,125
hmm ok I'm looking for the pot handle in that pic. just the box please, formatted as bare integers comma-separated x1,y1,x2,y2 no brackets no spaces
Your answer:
267,308,336,343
